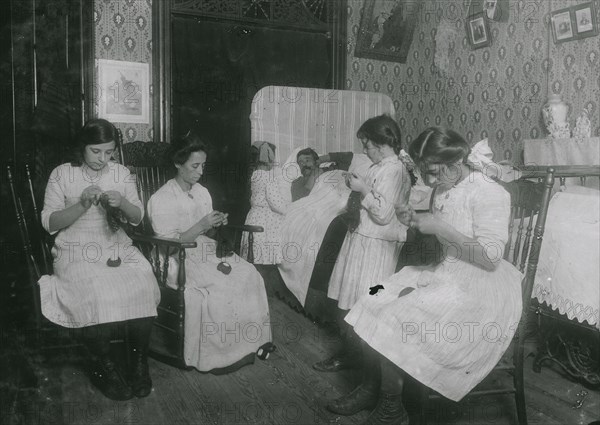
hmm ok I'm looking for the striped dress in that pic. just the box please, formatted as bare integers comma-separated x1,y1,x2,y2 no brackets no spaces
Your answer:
345,172,523,401
328,156,410,310
38,162,160,328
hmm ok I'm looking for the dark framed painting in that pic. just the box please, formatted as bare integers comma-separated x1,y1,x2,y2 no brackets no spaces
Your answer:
466,12,491,50
573,2,598,40
550,6,576,43
354,0,421,63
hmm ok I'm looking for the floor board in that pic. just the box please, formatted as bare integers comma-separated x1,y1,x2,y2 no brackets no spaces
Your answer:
3,295,599,425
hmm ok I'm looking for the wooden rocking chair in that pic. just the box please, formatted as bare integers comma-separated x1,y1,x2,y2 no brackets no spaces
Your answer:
121,141,264,368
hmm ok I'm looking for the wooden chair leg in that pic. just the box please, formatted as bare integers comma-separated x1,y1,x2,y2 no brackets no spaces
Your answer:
515,337,528,425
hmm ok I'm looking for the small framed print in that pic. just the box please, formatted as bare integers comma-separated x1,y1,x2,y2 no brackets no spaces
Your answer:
466,12,491,50
550,7,576,43
573,2,598,40
97,59,150,124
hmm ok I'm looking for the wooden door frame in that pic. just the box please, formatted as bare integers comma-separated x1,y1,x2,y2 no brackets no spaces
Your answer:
152,0,347,144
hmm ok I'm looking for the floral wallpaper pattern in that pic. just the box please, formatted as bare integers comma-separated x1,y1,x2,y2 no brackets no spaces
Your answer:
346,0,600,164
94,0,153,142
93,0,599,162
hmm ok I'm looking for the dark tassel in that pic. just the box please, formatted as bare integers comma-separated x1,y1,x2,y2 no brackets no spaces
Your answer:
342,191,362,233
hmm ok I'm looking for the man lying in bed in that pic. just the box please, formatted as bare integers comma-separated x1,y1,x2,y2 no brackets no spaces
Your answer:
291,148,354,201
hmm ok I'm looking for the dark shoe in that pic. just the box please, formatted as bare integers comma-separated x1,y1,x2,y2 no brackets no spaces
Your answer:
90,358,133,401
327,385,379,415
313,355,357,372
130,353,152,398
361,393,406,425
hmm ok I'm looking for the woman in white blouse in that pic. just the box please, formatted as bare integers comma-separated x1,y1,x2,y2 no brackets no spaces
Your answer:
147,134,272,373
313,114,412,373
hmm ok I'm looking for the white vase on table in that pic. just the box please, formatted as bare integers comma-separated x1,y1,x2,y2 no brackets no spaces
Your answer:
542,94,570,139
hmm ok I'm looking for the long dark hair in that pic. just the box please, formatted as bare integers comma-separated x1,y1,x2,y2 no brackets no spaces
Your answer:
357,114,402,153
356,114,417,186
70,118,120,166
408,127,471,166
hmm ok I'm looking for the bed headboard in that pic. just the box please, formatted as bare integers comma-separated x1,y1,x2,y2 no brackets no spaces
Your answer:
250,86,395,164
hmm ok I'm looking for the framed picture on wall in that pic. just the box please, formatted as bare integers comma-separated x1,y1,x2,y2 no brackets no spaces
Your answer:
550,7,576,43
97,59,150,124
466,12,491,50
354,0,421,63
468,0,509,22
573,2,598,39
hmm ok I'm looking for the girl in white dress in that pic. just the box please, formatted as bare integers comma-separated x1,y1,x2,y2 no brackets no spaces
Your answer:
328,127,523,424
39,119,160,401
241,141,288,264
313,114,412,373
147,134,272,373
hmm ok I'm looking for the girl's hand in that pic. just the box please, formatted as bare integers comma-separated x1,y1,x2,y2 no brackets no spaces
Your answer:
102,191,123,208
345,173,369,195
80,185,103,209
410,213,441,235
198,211,223,232
395,204,414,226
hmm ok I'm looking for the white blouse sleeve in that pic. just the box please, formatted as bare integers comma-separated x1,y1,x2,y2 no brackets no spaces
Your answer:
120,165,144,226
147,190,182,239
361,163,406,226
472,182,511,258
41,166,66,235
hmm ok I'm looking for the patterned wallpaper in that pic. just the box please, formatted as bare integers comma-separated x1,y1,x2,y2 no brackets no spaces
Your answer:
346,0,600,163
94,0,153,142
93,0,599,163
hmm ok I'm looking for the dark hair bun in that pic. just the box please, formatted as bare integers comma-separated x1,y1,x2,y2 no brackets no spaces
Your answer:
171,133,208,165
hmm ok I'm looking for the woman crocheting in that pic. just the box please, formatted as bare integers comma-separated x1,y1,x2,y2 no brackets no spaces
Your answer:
328,127,523,424
147,133,272,373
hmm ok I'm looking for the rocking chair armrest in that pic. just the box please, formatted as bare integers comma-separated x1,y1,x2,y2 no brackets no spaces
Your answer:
225,224,264,233
129,232,198,249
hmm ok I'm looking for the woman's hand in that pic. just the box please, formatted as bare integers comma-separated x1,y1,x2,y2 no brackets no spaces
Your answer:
218,212,229,226
102,190,123,208
410,212,441,235
198,211,226,232
80,185,103,209
345,173,369,195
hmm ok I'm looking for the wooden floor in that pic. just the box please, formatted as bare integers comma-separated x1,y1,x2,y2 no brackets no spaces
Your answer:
2,295,599,425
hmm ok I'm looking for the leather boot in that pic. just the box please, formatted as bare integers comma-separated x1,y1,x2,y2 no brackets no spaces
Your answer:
84,324,133,401
327,344,381,415
361,392,407,425
127,318,154,398
90,356,133,401
130,348,152,398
